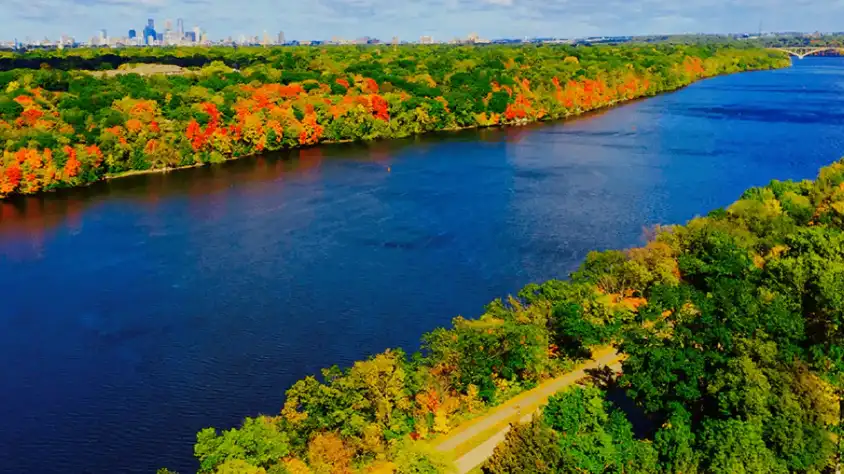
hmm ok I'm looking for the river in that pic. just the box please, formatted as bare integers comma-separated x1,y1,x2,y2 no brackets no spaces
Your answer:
2,58,844,474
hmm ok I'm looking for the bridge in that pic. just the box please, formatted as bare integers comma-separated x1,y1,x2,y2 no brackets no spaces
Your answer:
769,46,843,59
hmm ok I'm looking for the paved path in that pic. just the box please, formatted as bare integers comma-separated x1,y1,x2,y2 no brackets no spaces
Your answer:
436,349,624,473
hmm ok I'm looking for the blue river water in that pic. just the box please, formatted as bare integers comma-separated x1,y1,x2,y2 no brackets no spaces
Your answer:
2,58,844,473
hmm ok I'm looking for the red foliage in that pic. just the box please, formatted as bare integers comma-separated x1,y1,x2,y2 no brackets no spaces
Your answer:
186,119,205,151
63,146,81,178
13,95,34,106
336,78,350,88
298,113,324,146
4,164,22,192
149,121,160,133
371,95,390,121
363,78,379,94
17,108,44,127
202,102,221,125
504,93,531,121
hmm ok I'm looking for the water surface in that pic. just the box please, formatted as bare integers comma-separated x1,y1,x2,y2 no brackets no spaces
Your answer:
2,58,844,474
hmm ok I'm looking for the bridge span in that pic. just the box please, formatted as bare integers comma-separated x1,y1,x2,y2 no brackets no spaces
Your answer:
769,47,843,59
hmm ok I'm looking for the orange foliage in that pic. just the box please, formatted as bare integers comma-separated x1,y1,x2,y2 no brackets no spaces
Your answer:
202,102,221,124
363,77,379,94
336,78,350,88
1,164,22,195
308,433,353,474
63,146,81,178
186,119,205,151
85,145,103,168
126,119,143,133
14,95,34,107
504,93,531,121
683,57,706,77
298,113,323,145
17,108,44,127
371,95,390,121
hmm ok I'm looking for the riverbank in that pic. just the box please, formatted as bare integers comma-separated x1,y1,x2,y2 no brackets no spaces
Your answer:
0,45,790,199
7,57,844,474
174,157,843,474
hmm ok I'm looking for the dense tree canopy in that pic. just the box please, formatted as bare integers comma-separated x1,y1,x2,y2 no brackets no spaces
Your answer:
0,44,788,198
161,167,841,471
484,161,844,474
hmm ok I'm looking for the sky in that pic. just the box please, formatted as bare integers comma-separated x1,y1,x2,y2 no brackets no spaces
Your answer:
3,0,844,42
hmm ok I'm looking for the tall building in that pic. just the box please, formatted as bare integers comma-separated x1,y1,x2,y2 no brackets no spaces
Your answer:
176,19,185,38
99,29,107,45
128,29,137,39
277,31,285,45
143,20,157,45
164,19,173,31
194,26,201,43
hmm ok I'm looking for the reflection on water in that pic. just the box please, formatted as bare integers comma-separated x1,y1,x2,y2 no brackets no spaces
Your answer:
2,58,844,474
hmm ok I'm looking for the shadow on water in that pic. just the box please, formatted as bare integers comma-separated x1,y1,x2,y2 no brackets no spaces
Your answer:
4,58,844,474
0,113,601,238
584,366,656,440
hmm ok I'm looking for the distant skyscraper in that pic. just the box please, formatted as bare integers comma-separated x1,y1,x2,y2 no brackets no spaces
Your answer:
193,26,201,43
177,19,185,37
143,19,157,45
278,31,285,45
164,19,173,31
99,29,107,45
128,29,137,39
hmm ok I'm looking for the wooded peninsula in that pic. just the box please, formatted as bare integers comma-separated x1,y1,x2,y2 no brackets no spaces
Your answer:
0,45,788,198
152,157,843,474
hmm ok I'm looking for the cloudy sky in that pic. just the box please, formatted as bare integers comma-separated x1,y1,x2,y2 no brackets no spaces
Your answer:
3,0,844,42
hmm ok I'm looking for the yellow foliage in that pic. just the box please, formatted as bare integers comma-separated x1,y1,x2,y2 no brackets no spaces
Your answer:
308,432,354,474
366,461,397,474
213,459,267,474
282,458,312,474
360,423,386,458
433,408,450,434
460,384,483,414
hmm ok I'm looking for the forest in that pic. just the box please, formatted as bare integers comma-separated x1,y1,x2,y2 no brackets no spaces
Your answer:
0,44,789,198
154,157,843,473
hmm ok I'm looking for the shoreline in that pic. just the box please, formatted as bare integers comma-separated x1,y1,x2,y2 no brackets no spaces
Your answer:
3,63,790,201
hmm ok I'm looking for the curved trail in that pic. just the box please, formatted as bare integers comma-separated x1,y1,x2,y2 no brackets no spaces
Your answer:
436,349,624,473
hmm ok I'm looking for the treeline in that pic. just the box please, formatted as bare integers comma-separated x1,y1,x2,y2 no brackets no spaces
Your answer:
486,162,844,474
0,45,789,198
157,162,843,473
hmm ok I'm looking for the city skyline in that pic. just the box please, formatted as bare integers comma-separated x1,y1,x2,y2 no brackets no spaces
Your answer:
4,0,844,44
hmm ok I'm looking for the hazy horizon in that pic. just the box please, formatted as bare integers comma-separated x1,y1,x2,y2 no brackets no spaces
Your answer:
2,0,843,43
